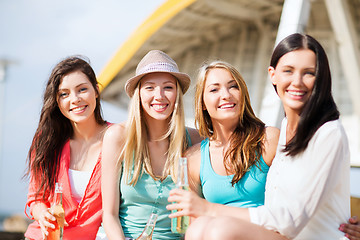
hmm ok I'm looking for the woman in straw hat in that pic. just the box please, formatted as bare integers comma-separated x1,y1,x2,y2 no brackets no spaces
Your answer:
101,50,202,240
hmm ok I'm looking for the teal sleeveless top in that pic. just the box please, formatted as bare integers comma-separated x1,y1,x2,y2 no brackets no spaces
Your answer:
200,138,269,208
118,129,192,239
119,172,182,239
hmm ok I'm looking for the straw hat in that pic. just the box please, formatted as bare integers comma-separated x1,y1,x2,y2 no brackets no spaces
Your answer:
124,50,191,97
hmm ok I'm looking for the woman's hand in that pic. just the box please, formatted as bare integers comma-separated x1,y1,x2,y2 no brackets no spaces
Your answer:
340,216,360,240
167,188,210,219
37,208,56,239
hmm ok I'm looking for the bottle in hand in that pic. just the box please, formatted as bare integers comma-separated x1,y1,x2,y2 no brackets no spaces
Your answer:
171,157,190,234
47,182,65,240
136,213,158,240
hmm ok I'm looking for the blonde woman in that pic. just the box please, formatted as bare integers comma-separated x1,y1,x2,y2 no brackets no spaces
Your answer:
101,50,201,240
167,60,278,218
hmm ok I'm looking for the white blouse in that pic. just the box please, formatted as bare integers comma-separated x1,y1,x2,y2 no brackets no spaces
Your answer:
249,118,350,239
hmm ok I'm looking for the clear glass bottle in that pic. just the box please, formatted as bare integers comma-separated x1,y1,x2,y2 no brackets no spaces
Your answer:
171,157,190,234
136,213,158,240
48,182,65,240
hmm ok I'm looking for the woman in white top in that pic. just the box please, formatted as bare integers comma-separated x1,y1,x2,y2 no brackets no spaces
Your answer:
184,33,351,239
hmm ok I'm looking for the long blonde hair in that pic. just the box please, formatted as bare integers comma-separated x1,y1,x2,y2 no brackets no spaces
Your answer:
195,61,265,185
121,80,188,185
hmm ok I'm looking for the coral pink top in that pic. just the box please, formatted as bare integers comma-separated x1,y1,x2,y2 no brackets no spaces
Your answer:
25,140,103,240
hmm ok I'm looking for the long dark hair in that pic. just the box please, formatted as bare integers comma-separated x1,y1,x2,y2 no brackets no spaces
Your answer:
270,33,339,156
195,61,265,185
25,56,106,200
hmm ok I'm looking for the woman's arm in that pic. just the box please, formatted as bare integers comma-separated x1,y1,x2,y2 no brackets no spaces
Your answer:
187,143,202,195
186,216,288,240
262,126,280,166
101,123,126,240
186,127,203,146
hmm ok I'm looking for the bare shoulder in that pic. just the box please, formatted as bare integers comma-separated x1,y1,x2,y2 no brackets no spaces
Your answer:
104,122,127,144
185,142,202,165
186,127,203,146
185,142,202,192
265,126,280,143
262,126,280,166
102,122,126,166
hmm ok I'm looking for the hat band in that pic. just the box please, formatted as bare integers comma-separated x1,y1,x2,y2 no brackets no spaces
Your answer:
137,62,180,75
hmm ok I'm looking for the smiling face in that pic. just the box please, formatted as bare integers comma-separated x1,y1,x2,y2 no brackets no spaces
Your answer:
203,68,242,125
139,72,177,122
57,71,98,124
269,49,316,116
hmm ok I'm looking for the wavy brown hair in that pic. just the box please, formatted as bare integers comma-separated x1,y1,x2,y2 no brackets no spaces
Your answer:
25,56,106,200
195,61,265,185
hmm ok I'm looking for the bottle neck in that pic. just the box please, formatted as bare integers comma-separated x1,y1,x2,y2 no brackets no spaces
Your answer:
137,213,158,239
177,158,188,187
53,183,63,205
147,213,157,227
53,192,62,206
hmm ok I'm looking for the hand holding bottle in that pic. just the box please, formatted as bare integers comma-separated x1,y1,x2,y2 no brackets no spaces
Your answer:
167,188,210,219
47,183,65,240
168,157,190,234
34,206,57,239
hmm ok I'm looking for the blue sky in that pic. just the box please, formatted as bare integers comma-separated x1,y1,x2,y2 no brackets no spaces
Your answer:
0,0,164,216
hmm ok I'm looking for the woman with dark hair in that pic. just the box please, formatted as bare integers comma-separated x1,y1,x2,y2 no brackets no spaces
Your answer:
24,56,109,240
183,33,351,239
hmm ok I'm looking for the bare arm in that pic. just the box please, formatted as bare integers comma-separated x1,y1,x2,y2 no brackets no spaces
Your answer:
262,126,280,167
168,188,251,220
187,143,202,195
101,123,126,240
186,127,203,146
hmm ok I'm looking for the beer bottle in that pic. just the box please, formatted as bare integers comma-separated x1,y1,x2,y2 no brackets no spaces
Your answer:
48,182,65,240
171,157,190,234
136,213,158,240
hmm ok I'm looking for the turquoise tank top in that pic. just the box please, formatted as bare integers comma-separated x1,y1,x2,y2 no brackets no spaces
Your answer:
119,171,182,239
119,129,192,239
200,138,269,208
